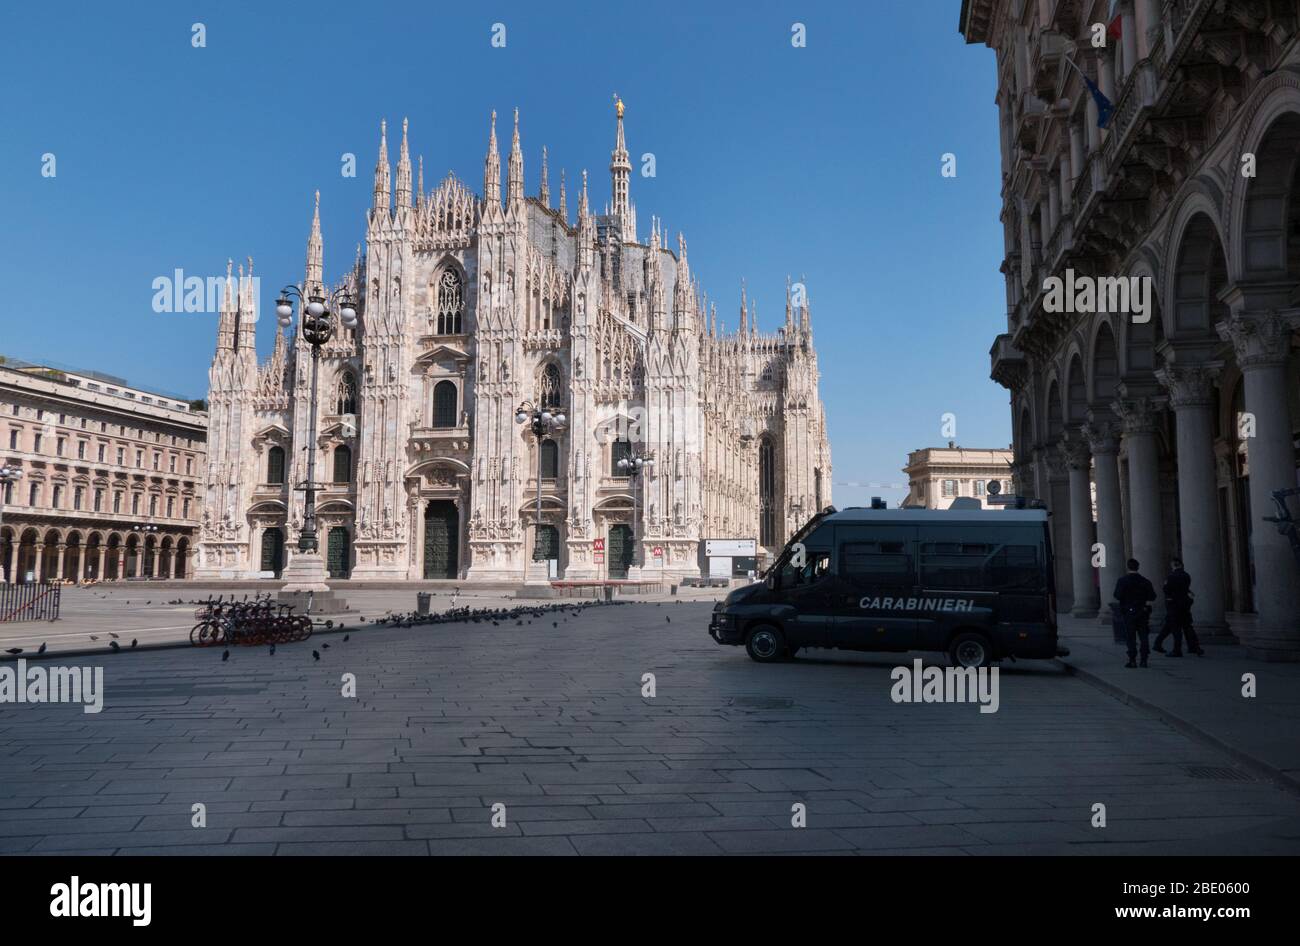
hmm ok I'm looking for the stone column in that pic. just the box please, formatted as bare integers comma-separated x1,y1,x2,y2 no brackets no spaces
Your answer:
55,544,66,582
1084,417,1126,616
1218,311,1300,659
6,541,17,583
1121,1,1139,76
167,549,177,579
117,550,126,580
33,545,44,583
1157,363,1229,635
74,544,84,583
151,547,161,579
1069,123,1084,181
1113,392,1167,624
1136,0,1159,59
1060,435,1099,617
1044,450,1073,612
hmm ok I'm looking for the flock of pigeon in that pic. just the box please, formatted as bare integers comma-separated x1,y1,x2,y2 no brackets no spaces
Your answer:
3,592,686,662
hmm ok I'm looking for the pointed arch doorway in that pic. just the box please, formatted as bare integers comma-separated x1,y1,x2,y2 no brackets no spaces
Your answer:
423,500,459,579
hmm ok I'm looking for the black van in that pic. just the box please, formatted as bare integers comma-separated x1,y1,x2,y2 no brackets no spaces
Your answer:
708,505,1066,666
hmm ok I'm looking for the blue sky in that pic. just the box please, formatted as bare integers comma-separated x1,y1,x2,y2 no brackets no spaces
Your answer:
0,0,1008,507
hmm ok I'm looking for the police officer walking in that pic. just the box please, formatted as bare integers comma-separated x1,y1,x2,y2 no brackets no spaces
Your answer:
1154,557,1204,657
1114,558,1157,668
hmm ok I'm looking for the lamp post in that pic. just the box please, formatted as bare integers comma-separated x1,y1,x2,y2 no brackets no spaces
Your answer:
617,451,653,573
0,465,23,583
515,401,566,576
275,285,357,557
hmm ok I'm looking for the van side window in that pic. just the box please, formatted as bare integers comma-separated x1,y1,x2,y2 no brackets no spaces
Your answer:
988,544,1043,591
919,542,991,590
841,541,911,582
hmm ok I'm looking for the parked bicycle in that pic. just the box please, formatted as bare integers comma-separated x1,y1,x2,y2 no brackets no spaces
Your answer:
190,593,315,647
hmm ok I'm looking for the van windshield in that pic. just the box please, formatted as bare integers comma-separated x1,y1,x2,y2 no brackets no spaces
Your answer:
763,508,834,578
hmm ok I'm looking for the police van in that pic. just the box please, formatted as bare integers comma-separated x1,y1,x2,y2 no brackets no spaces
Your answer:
707,503,1066,666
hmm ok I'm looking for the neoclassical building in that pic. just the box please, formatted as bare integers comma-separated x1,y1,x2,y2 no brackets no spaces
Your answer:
195,100,831,583
960,0,1300,659
901,444,1015,509
0,360,205,583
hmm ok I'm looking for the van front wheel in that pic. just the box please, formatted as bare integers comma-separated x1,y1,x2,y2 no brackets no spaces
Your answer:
745,625,786,663
949,632,993,668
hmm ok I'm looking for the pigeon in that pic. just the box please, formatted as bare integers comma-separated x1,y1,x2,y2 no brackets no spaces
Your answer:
221,650,230,661
666,617,671,623
109,640,120,652
110,633,119,639
269,643,276,655
89,636,99,641
343,635,349,642
312,650,320,661
5,647,21,655
553,622,558,628
37,643,46,655
130,639,137,648
321,643,330,650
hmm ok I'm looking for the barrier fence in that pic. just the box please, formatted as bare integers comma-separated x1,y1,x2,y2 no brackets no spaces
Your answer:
0,581,61,622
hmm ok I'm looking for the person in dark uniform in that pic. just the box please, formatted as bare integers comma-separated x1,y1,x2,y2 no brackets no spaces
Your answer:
1113,558,1157,668
1154,557,1204,657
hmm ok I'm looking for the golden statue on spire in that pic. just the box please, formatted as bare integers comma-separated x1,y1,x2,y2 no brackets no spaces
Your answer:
613,92,624,119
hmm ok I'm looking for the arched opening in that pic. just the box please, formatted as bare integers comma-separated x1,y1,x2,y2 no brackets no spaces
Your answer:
759,435,778,547
539,439,559,479
175,538,189,579
125,535,141,579
432,380,457,429
535,361,561,410
336,371,358,417
259,528,284,578
610,437,632,477
105,533,122,581
0,527,13,583
1240,111,1300,285
538,363,562,409
326,526,351,579
1092,323,1120,406
266,445,286,485
333,444,352,484
143,536,158,579
84,532,102,581
434,268,464,335
423,500,459,579
1065,355,1087,427
1173,213,1228,337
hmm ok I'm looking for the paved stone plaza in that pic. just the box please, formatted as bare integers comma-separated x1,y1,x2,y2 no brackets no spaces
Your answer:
2,600,1299,855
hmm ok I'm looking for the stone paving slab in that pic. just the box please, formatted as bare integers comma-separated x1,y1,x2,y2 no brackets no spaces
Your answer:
2,602,1299,855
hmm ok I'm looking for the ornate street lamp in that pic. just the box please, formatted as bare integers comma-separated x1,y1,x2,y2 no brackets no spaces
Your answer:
617,451,653,569
0,465,23,584
275,285,357,555
515,401,566,564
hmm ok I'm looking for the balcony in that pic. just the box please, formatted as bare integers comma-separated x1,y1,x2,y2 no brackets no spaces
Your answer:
990,334,1027,391
410,423,472,455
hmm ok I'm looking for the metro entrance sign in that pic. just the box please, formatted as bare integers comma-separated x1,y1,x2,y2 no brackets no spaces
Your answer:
593,538,605,551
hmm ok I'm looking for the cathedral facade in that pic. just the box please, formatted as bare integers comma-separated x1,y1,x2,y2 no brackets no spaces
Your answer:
195,100,832,582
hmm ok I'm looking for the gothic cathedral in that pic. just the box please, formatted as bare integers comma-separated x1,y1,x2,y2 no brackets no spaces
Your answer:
196,100,832,582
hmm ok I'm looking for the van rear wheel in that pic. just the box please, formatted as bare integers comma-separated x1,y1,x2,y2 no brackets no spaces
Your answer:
745,625,786,663
949,632,993,668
